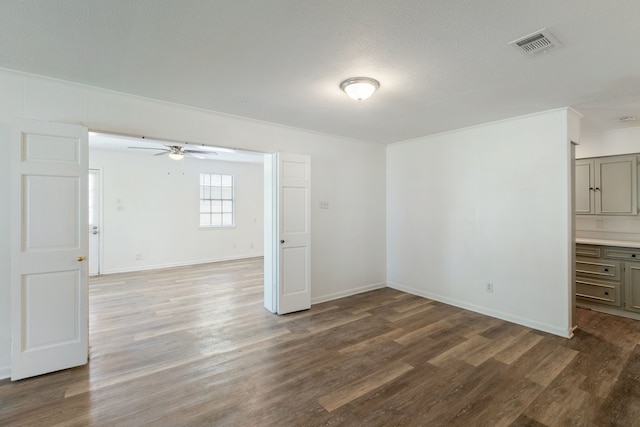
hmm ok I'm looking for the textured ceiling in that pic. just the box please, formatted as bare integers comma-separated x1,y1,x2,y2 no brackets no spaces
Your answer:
1,1,639,143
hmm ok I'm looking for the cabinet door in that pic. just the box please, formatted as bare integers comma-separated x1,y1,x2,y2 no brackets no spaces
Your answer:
575,159,594,214
595,155,638,215
625,261,640,313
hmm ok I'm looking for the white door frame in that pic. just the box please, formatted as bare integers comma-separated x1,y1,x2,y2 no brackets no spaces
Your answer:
88,168,103,276
264,154,278,312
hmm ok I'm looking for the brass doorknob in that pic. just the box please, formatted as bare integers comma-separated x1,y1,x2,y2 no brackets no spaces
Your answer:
77,256,86,262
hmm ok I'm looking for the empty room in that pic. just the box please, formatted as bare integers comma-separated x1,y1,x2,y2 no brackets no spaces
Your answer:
1,1,640,426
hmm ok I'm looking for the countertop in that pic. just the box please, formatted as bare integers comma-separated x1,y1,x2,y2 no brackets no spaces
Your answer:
576,237,640,249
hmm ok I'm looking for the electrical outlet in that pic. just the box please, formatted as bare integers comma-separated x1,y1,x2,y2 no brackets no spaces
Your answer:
486,282,494,293
136,253,143,261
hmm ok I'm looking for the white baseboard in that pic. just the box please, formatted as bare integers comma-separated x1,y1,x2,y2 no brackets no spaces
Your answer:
311,282,387,305
0,365,10,380
387,281,572,339
97,253,264,275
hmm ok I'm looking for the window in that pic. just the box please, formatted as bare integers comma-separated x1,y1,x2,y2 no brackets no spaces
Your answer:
200,173,234,227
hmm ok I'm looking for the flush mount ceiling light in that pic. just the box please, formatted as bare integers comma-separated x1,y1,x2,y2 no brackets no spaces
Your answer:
340,77,380,101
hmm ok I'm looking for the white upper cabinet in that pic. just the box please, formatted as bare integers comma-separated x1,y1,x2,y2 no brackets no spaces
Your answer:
575,154,638,216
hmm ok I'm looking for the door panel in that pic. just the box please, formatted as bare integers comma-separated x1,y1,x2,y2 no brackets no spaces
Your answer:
24,175,79,249
11,120,88,381
282,246,309,293
277,153,311,314
283,187,307,232
24,271,81,348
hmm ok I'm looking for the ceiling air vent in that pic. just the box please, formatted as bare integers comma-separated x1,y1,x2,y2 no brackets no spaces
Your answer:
509,28,562,57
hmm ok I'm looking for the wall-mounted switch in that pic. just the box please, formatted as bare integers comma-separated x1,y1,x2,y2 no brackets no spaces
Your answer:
319,200,329,209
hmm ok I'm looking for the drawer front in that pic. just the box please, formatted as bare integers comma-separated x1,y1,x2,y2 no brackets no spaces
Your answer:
576,244,601,258
603,247,640,261
576,278,621,307
575,259,621,281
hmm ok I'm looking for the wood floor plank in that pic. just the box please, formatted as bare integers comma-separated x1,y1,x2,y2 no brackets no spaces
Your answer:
306,311,372,334
338,328,405,355
494,332,545,365
393,318,454,345
428,334,491,366
525,346,579,387
317,361,414,412
384,303,434,322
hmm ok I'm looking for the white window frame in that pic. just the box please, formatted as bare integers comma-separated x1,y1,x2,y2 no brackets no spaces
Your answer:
199,173,235,228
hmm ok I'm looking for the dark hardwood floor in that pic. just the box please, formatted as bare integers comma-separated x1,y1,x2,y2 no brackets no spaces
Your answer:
1,257,640,426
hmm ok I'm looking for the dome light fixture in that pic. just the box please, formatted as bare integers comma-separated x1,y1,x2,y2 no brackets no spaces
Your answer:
340,77,380,101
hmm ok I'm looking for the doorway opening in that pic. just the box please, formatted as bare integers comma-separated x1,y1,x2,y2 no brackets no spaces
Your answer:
87,131,267,277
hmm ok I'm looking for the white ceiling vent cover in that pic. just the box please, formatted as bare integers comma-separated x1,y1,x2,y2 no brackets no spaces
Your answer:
509,28,562,56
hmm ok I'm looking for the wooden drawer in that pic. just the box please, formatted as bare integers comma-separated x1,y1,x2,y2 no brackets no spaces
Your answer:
576,258,621,281
576,278,621,307
603,247,640,261
576,244,601,258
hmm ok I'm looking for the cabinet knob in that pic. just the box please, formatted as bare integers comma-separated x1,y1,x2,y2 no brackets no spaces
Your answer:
604,268,609,272
595,187,601,191
604,291,609,296
589,187,595,191
633,254,636,258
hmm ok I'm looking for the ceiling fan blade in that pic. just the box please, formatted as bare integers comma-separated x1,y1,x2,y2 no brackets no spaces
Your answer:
128,146,170,151
184,149,218,155
186,152,207,159
154,151,170,156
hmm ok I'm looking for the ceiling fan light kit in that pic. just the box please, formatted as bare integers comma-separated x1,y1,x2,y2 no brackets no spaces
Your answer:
340,77,380,101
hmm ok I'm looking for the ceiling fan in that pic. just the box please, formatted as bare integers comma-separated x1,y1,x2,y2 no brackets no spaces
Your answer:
127,144,218,160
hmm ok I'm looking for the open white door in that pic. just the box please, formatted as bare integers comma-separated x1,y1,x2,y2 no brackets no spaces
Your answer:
276,153,311,314
11,120,89,380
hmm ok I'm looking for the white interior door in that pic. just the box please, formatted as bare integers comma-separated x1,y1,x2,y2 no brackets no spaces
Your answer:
277,153,311,314
11,120,89,380
88,169,101,276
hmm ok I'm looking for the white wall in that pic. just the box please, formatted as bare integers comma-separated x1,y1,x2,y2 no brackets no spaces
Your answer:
90,149,264,273
577,126,640,159
575,126,640,242
0,69,387,378
386,109,575,337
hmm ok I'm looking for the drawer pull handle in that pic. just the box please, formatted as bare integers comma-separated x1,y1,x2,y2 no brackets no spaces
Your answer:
604,291,609,296
604,268,609,272
633,254,636,258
